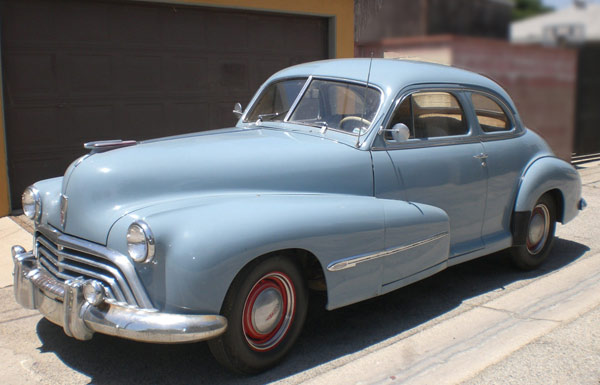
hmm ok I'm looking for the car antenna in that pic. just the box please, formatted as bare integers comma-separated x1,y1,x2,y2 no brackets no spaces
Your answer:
357,52,373,148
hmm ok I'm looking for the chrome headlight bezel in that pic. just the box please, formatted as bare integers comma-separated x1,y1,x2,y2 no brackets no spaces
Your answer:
22,186,42,222
126,220,155,263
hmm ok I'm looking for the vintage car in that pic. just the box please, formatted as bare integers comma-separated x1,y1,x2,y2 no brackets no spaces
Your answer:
12,59,584,373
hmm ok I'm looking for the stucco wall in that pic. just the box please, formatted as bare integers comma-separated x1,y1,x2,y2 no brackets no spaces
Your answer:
355,0,511,44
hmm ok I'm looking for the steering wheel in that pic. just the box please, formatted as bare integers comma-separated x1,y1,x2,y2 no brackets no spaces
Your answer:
339,116,372,131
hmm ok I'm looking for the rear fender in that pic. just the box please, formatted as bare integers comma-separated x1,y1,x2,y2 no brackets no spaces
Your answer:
514,156,581,223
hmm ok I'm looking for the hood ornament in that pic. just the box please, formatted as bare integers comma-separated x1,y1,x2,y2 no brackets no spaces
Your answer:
84,139,137,154
60,194,68,229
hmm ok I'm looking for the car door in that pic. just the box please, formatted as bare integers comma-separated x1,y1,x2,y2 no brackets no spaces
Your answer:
373,89,488,285
468,91,532,248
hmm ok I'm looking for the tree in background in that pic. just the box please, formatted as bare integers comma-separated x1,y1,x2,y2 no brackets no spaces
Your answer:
512,0,554,20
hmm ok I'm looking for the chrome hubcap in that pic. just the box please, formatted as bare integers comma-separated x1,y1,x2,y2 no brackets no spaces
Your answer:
251,288,283,334
527,204,550,255
242,272,296,351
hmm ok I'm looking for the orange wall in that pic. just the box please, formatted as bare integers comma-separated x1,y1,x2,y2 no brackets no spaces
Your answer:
0,70,9,216
0,0,354,216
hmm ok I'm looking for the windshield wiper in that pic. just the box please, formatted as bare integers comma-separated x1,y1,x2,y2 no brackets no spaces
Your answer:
257,109,289,121
289,120,329,129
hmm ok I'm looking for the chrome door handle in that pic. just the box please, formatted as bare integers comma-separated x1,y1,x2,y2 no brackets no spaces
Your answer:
473,153,488,160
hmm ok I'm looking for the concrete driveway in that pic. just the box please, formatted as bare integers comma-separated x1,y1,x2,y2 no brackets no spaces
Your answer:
1,162,598,385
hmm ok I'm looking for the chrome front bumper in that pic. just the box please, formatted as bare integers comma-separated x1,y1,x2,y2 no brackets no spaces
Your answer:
12,246,227,343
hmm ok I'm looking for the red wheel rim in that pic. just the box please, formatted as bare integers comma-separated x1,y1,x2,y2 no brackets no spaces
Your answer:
242,272,296,352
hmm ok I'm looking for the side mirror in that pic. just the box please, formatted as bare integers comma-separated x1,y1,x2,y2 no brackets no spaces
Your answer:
382,123,410,142
391,123,410,142
233,103,243,118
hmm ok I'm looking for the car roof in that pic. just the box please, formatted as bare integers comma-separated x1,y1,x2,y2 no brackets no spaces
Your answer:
271,58,513,107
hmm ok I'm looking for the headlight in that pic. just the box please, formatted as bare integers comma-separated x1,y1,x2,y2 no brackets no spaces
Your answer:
126,221,155,263
22,186,41,221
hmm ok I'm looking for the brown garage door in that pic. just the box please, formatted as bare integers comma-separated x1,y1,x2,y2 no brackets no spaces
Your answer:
1,0,329,210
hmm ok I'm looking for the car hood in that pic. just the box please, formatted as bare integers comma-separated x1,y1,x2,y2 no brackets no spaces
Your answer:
53,127,373,244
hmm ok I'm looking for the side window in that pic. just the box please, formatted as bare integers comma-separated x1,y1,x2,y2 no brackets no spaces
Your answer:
386,91,467,142
388,96,413,139
471,93,512,132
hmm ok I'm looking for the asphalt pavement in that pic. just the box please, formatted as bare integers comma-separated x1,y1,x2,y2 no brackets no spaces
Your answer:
0,161,598,385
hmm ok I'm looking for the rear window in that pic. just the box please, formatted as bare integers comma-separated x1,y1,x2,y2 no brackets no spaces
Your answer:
471,93,512,133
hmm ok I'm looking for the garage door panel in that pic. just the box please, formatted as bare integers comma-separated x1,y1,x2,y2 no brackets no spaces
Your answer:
119,103,166,139
169,102,210,134
10,154,72,198
247,17,286,53
163,8,207,45
110,5,161,43
63,105,115,143
2,0,329,209
207,13,249,52
285,19,327,53
164,56,209,92
65,54,112,94
54,3,110,43
3,2,57,44
120,55,162,93
216,60,249,92
5,53,57,98
6,106,60,149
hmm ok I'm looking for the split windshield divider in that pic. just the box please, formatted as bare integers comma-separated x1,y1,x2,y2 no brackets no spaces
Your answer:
283,75,312,122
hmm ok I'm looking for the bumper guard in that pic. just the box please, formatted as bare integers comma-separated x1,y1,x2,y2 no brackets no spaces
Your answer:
12,245,227,343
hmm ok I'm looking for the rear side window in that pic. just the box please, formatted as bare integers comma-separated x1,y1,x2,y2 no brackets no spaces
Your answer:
387,91,468,141
471,93,511,132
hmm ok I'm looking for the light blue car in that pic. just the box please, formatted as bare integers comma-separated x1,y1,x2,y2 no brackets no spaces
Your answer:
12,59,585,373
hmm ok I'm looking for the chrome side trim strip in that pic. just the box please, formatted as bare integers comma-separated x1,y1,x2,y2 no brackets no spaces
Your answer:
327,232,449,272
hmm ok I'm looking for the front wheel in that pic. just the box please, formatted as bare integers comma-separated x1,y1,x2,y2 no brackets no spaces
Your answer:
208,255,308,374
510,194,556,270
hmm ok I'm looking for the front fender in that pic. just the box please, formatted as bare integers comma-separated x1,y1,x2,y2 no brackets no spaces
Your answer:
33,177,63,228
108,193,451,314
514,156,582,224
107,193,387,313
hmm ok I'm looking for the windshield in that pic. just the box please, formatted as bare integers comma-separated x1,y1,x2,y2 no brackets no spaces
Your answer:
288,79,381,135
244,78,307,122
245,77,382,135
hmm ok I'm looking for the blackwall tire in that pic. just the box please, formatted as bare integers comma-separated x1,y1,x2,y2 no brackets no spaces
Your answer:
208,255,308,374
510,194,556,270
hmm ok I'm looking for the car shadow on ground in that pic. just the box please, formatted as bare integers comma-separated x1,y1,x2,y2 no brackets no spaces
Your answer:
35,237,589,384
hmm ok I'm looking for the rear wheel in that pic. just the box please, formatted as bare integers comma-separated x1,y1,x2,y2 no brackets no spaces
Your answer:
208,255,308,374
510,194,556,270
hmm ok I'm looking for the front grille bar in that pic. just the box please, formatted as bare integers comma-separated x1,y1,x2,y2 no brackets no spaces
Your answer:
35,224,154,309
37,247,124,302
36,237,129,302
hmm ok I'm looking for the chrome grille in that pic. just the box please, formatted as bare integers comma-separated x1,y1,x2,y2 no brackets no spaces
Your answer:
33,225,153,309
